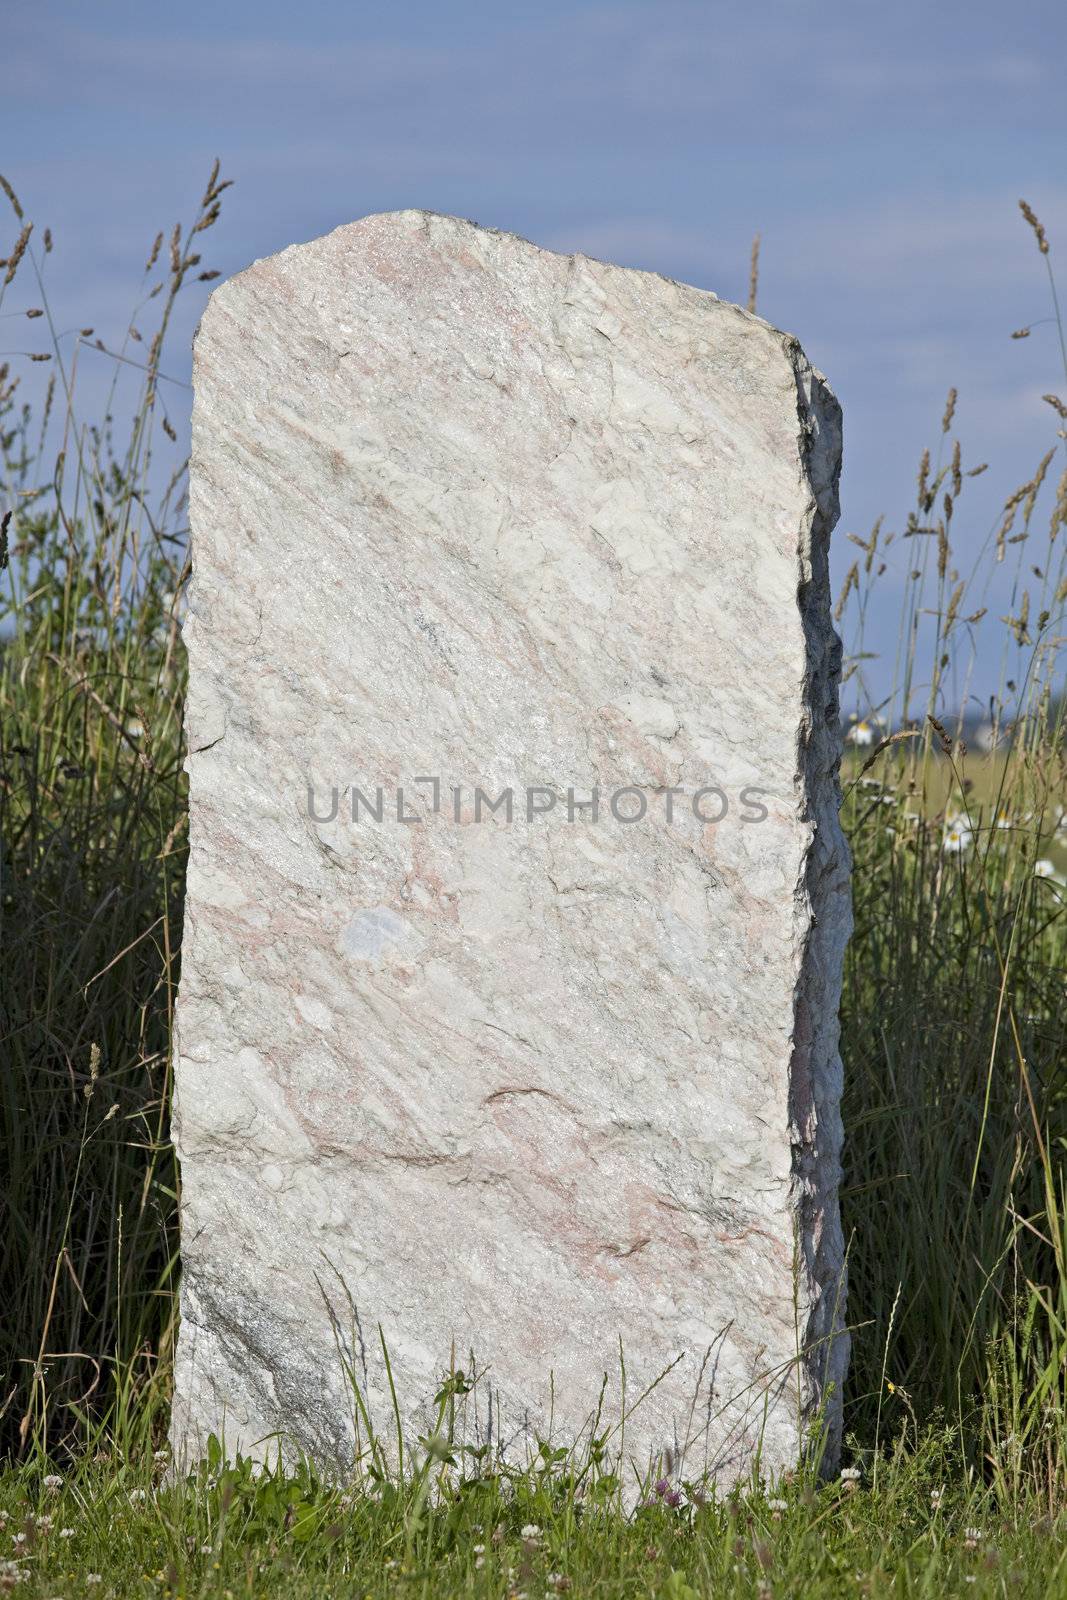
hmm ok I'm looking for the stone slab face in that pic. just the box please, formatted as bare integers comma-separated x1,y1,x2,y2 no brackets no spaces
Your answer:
171,211,850,1490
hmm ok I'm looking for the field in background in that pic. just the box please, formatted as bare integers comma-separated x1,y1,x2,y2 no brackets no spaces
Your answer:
0,170,1064,1595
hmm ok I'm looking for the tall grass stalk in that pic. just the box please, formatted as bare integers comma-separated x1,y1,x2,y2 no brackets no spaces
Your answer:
836,197,1067,1497
0,166,229,1457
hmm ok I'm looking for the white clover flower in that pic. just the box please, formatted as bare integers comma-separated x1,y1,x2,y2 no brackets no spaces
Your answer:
59,1528,75,1539
767,1497,788,1511
153,1449,169,1463
839,1465,861,1482
42,1475,63,1491
521,1524,542,1541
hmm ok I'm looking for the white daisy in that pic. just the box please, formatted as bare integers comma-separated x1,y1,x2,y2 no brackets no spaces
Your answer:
943,822,973,854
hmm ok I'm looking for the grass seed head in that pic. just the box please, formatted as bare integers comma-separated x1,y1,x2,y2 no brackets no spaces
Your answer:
0,175,23,218
1018,199,1049,254
941,386,957,433
3,222,32,286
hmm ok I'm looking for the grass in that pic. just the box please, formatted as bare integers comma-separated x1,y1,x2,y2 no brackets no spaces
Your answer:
2,1433,1067,1600
0,170,1065,1594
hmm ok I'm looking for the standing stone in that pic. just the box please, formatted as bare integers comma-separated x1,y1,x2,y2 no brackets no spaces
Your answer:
171,211,850,1490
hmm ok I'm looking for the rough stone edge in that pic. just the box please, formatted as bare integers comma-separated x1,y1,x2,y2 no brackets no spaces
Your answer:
191,205,725,354
787,341,851,1475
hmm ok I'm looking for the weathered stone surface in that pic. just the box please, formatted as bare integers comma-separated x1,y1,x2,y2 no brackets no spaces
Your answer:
171,211,850,1490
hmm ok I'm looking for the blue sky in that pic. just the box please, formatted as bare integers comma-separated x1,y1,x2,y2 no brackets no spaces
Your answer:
4,0,1066,705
